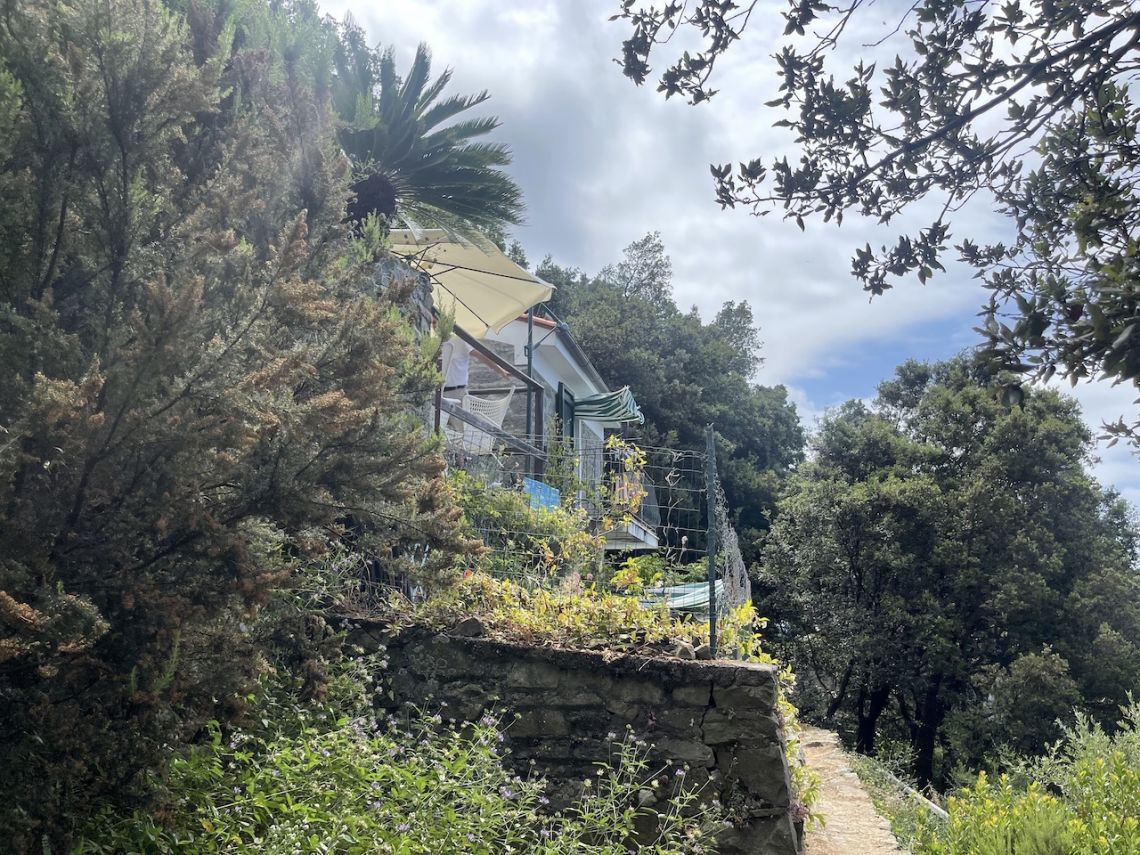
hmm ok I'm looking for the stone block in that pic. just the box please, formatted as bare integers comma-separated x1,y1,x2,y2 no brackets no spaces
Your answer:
452,616,486,637
702,708,744,745
714,678,778,712
730,745,792,807
509,708,569,739
671,683,712,707
609,678,665,704
673,641,696,659
418,638,486,680
505,661,561,689
657,707,702,734
438,682,491,721
603,696,639,719
715,813,800,855
556,687,604,707
655,736,715,767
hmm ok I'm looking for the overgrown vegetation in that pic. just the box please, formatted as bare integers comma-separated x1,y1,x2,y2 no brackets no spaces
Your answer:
0,0,481,846
450,432,652,585
78,656,718,854
610,553,710,591
912,702,1140,854
452,471,604,583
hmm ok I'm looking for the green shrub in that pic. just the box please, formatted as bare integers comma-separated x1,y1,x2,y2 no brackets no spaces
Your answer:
915,702,1140,855
608,554,709,592
916,774,1074,855
0,0,467,844
77,657,718,854
452,471,604,583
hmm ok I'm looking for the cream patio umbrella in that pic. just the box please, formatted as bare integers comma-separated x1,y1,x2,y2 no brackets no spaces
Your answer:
388,228,553,338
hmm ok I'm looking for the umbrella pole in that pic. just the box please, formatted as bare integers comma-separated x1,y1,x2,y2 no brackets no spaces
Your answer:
526,309,535,477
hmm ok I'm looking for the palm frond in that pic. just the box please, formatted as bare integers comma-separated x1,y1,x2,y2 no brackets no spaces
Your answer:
336,37,524,234
418,92,491,130
420,116,502,145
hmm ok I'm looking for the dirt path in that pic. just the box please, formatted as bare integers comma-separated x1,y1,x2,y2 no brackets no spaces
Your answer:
800,726,906,855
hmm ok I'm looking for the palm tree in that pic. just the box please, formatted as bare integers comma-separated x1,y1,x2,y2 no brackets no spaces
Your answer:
332,31,524,237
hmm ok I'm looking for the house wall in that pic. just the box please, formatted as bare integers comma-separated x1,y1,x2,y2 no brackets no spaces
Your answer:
353,625,802,855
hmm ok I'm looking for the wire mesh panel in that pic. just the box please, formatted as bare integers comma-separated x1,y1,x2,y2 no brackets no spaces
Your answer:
444,430,750,610
714,484,751,612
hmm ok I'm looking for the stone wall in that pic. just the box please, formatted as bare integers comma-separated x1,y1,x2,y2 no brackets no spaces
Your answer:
353,625,801,855
371,259,434,336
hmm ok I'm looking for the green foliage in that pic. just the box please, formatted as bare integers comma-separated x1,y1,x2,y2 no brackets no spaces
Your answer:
393,571,787,680
542,429,651,532
452,471,604,583
77,657,719,854
918,775,1075,855
989,649,1083,759
915,702,1140,854
538,233,804,557
0,0,470,845
402,570,696,650
609,554,709,593
760,357,1140,786
543,418,588,500
612,0,1140,442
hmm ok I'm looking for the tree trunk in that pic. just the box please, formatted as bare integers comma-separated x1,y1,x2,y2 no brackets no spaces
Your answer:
825,658,855,718
912,675,945,789
855,681,892,755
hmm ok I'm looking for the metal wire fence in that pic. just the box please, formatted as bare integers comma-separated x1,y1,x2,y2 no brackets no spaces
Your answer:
443,429,754,645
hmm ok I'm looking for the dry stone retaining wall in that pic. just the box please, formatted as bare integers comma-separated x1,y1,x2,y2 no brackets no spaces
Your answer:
352,625,801,854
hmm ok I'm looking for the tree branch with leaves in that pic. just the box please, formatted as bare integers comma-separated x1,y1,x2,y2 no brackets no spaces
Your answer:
613,0,1140,442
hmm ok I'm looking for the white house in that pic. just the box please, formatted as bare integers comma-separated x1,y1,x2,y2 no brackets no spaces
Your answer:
460,312,657,551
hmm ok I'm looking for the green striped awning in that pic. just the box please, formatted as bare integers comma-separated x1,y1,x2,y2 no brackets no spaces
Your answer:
574,386,644,425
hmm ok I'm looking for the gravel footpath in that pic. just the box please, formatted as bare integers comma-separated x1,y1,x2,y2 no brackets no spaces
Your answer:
800,726,907,855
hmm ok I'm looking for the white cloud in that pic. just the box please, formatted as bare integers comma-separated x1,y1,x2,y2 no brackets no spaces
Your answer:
1047,379,1140,508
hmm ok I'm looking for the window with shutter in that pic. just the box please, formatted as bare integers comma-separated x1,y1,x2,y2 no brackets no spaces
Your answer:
555,382,575,440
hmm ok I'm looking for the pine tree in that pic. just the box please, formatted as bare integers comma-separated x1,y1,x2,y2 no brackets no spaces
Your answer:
0,0,468,844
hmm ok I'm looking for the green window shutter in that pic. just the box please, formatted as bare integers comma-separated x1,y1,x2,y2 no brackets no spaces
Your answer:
556,382,576,439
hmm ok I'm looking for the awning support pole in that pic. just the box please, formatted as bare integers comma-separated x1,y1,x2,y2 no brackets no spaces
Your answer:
526,309,535,477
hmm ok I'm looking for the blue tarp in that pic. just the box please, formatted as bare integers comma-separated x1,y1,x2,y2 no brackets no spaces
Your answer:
523,477,561,511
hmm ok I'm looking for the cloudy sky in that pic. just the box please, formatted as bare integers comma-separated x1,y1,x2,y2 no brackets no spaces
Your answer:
324,0,1140,505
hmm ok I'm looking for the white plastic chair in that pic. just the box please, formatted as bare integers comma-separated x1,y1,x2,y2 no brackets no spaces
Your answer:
445,389,514,454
